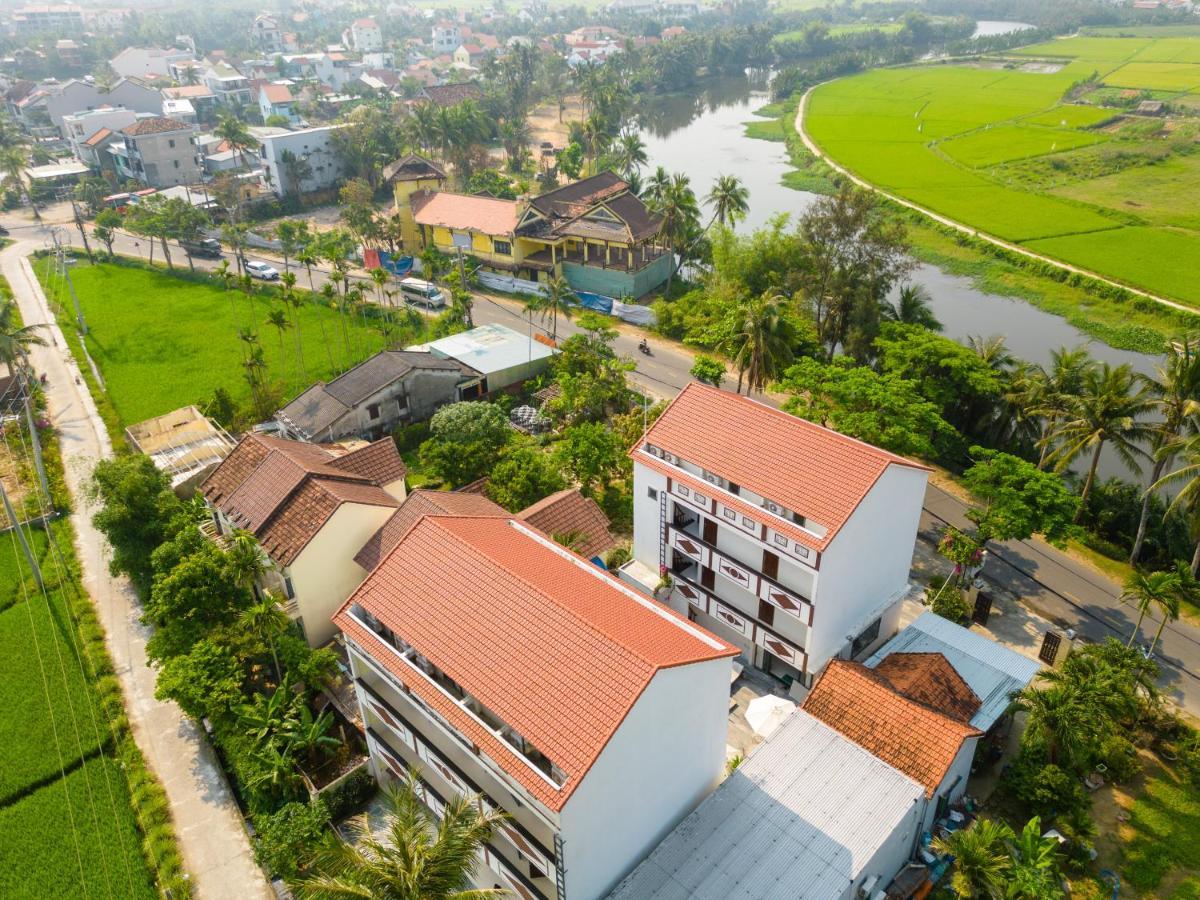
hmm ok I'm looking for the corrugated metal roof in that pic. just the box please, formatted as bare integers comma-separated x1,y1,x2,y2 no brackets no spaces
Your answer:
864,611,1042,732
408,323,555,377
608,710,925,900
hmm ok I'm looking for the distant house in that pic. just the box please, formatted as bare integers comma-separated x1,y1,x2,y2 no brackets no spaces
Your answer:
162,84,218,122
348,17,384,53
43,77,163,135
258,81,299,124
430,20,460,54
203,61,254,106
518,488,617,560
1135,99,1165,116
110,116,200,187
109,46,193,80
417,81,483,107
62,106,136,163
252,13,285,53
276,349,468,442
258,124,345,197
452,43,485,68
200,434,407,646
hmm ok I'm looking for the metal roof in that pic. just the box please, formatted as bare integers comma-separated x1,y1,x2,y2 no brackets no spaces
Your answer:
408,323,555,377
608,711,925,900
864,611,1042,732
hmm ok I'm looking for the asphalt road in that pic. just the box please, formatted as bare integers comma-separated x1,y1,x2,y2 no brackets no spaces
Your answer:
18,216,1200,714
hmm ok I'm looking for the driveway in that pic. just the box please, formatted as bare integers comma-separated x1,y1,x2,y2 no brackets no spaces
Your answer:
1,234,272,898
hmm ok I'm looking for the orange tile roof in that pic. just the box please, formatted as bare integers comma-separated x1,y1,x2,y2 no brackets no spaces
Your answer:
411,190,519,236
336,514,736,811
635,383,929,552
122,115,191,136
200,434,402,566
518,488,616,560
353,489,504,571
801,660,981,798
82,126,112,146
261,82,294,104
874,652,982,724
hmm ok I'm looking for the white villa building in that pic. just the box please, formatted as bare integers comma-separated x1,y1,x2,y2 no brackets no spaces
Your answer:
623,383,929,698
336,512,736,900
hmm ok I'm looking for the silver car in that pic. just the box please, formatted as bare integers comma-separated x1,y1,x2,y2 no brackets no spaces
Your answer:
245,260,280,280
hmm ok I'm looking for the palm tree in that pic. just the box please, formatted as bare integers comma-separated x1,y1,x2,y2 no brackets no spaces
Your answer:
293,771,508,899
705,174,749,229
526,275,574,342
931,817,1012,899
651,172,700,294
723,294,794,395
881,283,942,331
241,594,290,681
1013,681,1103,769
280,273,308,381
215,114,256,172
612,132,647,182
1131,338,1200,563
1033,346,1096,469
1005,817,1065,899
1046,362,1154,523
274,220,309,275
0,299,45,370
0,145,39,222
1120,569,1181,651
266,308,292,380
967,334,1014,374
643,165,671,207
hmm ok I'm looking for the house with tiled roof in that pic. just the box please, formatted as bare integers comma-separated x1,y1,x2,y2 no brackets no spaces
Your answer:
258,81,300,124
518,488,617,560
624,383,930,698
200,434,406,646
418,80,483,107
110,115,199,187
276,348,467,442
395,170,670,298
336,512,736,900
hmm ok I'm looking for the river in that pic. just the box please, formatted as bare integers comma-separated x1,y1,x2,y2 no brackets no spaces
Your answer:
634,73,1161,482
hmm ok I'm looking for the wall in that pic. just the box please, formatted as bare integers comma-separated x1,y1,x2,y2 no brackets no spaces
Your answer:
261,126,344,197
558,656,732,900
854,793,927,900
287,503,397,645
922,737,978,833
46,80,163,131
807,464,928,671
631,461,667,573
327,367,462,441
561,252,670,299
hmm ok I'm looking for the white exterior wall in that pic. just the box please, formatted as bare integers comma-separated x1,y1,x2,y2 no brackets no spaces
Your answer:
110,47,192,79
287,502,398,646
558,656,732,900
631,460,667,576
808,464,928,671
63,107,136,159
260,125,344,197
45,80,163,132
922,738,978,833
854,794,927,900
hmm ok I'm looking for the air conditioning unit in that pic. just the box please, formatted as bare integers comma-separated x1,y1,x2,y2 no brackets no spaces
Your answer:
662,451,678,464
644,444,661,458
703,471,721,486
856,876,879,899
763,499,788,517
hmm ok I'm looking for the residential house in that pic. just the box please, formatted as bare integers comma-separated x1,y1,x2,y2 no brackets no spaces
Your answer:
337,512,737,900
161,97,197,125
9,4,85,33
54,39,82,67
259,124,344,197
565,26,623,45
352,488,506,573
43,77,163,134
110,116,200,187
383,154,447,246
362,52,396,70
282,53,338,88
399,171,670,298
417,81,483,108
453,43,486,69
204,61,254,107
348,17,384,53
622,383,930,698
407,323,556,400
162,84,218,122
609,708,929,900
258,81,300,124
76,126,123,169
109,46,193,80
62,106,136,161
252,13,285,54
200,434,407,646
276,349,467,442
431,20,460,54
517,488,617,561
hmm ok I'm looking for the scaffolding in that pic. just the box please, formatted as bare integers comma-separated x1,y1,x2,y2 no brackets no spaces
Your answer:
125,405,236,494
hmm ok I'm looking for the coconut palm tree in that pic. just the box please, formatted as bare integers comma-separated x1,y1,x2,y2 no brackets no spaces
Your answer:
612,132,647,182
1033,346,1096,469
643,165,671,206
967,334,1015,374
0,299,45,370
1046,362,1154,523
1120,569,1181,651
0,145,39,222
1012,682,1102,769
723,294,794,395
526,275,574,342
650,172,700,294
881,283,941,331
215,114,256,172
931,817,1012,899
705,174,749,230
240,594,290,682
293,770,508,900
1152,436,1200,574
1131,338,1200,563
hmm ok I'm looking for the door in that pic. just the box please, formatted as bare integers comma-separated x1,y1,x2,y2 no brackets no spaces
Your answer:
972,591,993,626
762,550,779,581
702,517,718,546
700,566,715,590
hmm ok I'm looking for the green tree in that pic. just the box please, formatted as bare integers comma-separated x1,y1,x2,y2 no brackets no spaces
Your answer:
705,174,749,229
689,354,725,387
215,114,257,172
722,293,794,395
254,800,333,881
339,178,379,247
546,312,635,423
1046,363,1153,522
0,298,45,370
649,171,701,293
153,637,245,721
931,817,1012,899
485,445,566,512
293,772,507,900
1030,346,1096,469
525,275,575,342
0,145,38,221
241,594,290,682
146,541,254,658
93,208,122,257
555,422,626,496
1119,569,1181,651
284,705,341,771
779,357,954,458
89,455,184,596
419,401,512,487
960,446,1079,545
1005,817,1065,899
881,283,941,331
275,219,310,275
1013,681,1105,771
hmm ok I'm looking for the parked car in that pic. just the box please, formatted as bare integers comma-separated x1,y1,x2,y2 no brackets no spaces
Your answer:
245,260,280,281
0,225,10,236
399,277,446,308
180,238,222,259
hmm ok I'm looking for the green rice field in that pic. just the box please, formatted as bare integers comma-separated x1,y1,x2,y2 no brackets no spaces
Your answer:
804,28,1200,305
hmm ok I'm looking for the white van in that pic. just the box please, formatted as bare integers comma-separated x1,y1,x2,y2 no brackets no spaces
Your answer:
399,277,447,308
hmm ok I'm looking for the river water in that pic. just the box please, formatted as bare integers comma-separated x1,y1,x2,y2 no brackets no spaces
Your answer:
634,74,1161,482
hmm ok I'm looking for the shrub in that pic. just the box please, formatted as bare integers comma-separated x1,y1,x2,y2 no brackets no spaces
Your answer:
320,764,377,821
392,422,430,455
1005,756,1089,820
929,582,972,626
253,798,332,880
605,545,631,570
1098,735,1139,783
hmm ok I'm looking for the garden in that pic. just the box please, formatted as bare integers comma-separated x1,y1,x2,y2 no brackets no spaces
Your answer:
803,29,1200,306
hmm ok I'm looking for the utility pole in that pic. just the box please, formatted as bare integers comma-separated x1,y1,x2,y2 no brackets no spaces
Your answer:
23,394,47,500
62,252,87,335
69,196,93,263
454,246,473,328
0,480,43,590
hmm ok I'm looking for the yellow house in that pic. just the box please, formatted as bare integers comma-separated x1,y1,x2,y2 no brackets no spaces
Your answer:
384,154,448,249
397,168,671,299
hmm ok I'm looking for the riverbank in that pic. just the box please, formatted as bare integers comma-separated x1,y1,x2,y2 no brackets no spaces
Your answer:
747,97,1192,354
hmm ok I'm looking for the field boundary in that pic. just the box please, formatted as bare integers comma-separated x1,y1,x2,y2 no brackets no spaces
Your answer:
795,81,1200,319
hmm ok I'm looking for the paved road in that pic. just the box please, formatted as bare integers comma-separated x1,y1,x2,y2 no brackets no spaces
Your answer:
19,217,1200,714
2,235,272,898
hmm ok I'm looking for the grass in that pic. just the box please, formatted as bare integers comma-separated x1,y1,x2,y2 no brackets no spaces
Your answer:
743,118,786,141
36,257,389,426
803,30,1200,306
1122,770,1200,893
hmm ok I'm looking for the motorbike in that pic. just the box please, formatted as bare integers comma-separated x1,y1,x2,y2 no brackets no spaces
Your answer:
638,340,652,356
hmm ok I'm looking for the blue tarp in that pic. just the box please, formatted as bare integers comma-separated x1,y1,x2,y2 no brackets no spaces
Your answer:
377,252,414,277
574,290,614,314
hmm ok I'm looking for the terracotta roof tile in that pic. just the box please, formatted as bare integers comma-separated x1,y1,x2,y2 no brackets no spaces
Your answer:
200,434,401,566
635,383,929,551
336,515,735,811
802,660,981,798
874,652,982,724
82,127,113,146
411,190,519,235
353,489,504,570
122,115,191,135
261,82,294,104
518,488,616,560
